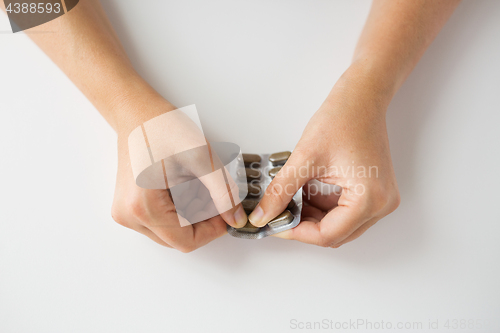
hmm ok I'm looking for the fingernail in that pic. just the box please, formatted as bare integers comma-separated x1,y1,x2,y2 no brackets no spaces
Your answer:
233,205,247,228
248,206,264,227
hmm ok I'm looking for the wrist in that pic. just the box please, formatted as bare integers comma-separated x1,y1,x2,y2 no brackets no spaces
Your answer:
101,74,176,136
329,58,401,112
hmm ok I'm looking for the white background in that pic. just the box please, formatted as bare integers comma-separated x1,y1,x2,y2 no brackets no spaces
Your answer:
1,1,499,332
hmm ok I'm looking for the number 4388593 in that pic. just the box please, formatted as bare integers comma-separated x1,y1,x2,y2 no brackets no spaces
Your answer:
6,2,61,14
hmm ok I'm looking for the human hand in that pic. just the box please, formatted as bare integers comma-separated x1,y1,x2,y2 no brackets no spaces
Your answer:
248,67,400,248
110,99,247,252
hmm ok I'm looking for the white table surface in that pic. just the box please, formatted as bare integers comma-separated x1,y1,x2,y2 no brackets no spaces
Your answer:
1,1,499,332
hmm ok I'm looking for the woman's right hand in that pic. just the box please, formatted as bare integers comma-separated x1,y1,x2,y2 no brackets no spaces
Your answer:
110,98,247,252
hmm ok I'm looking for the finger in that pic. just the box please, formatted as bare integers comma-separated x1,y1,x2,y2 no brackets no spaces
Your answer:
272,192,370,247
149,216,227,253
191,216,228,246
190,143,247,228
138,190,227,251
184,197,208,221
112,207,173,248
271,220,317,240
201,171,247,228
175,180,201,211
188,200,219,224
165,142,246,228
249,152,312,227
302,180,341,211
330,217,379,248
271,203,325,240
207,143,248,228
301,205,326,222
136,225,173,248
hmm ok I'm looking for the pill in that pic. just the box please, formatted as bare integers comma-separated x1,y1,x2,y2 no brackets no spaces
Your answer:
241,199,258,214
238,154,261,167
247,182,261,197
239,182,261,198
237,168,261,181
267,210,294,229
268,166,282,179
269,151,291,166
238,221,261,233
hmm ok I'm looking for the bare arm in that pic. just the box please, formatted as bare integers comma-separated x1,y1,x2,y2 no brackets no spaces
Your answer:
352,0,461,99
2,0,170,132
1,1,246,251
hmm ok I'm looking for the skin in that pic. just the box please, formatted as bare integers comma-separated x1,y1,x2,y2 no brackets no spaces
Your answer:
1,0,246,252
248,0,461,248
2,0,460,251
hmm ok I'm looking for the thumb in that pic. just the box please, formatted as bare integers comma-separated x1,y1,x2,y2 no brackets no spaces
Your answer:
248,152,312,227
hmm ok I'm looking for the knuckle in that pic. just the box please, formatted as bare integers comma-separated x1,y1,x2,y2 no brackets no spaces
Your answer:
141,217,154,228
177,243,196,253
316,233,333,248
390,190,401,212
111,205,126,226
128,197,146,219
369,188,390,214
358,182,400,216
318,239,332,248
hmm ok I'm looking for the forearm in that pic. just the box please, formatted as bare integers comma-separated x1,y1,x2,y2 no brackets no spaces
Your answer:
336,0,460,108
1,0,171,134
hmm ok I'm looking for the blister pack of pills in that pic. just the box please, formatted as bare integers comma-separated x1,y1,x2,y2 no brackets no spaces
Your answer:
227,151,303,239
